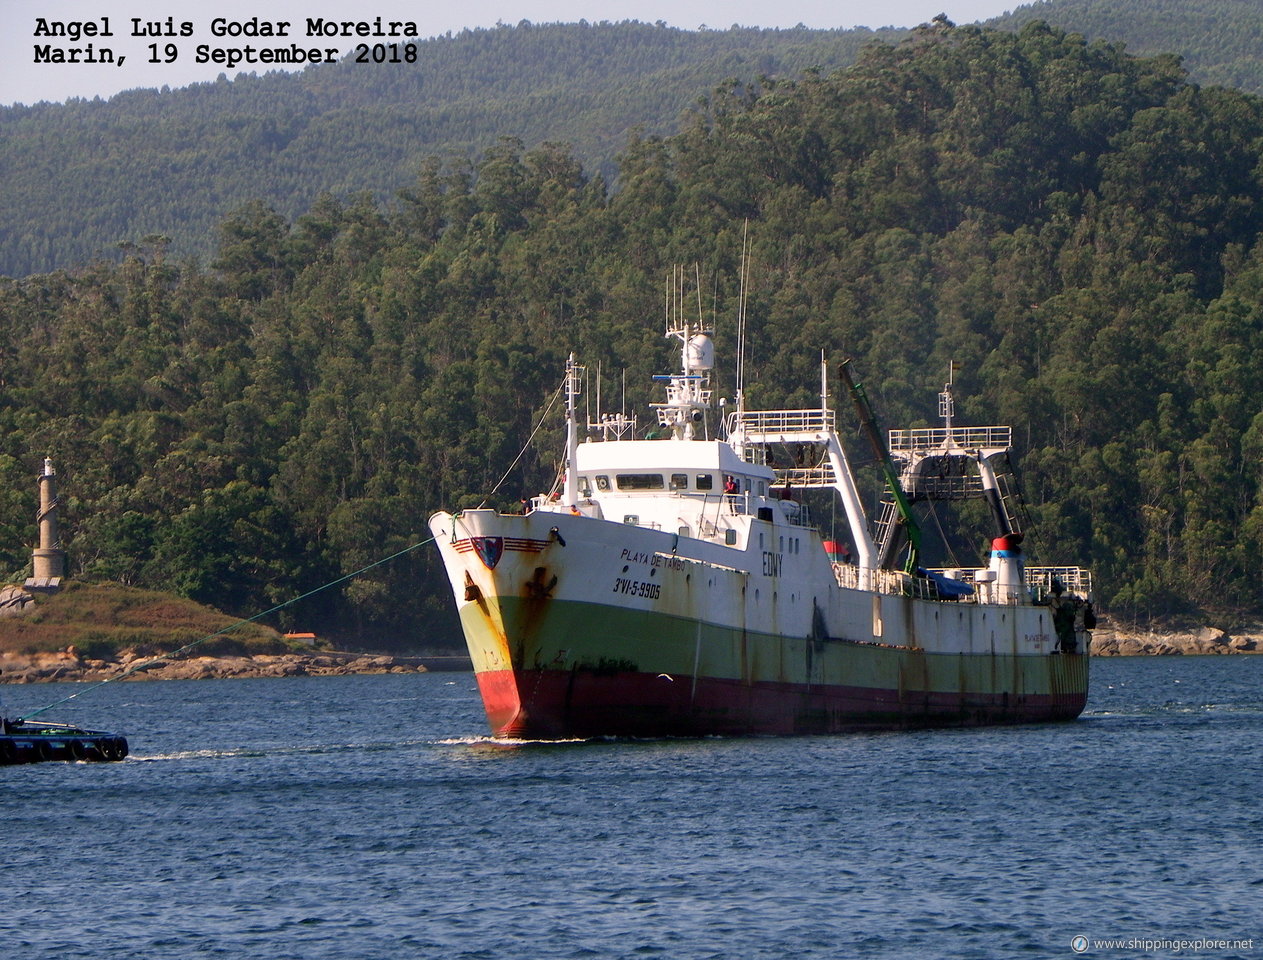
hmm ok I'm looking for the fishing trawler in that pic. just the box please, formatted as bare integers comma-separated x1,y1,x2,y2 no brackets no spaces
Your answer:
429,288,1091,739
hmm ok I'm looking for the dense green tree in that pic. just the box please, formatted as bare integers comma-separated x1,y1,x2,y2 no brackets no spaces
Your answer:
7,5,1263,278
1,20,1262,643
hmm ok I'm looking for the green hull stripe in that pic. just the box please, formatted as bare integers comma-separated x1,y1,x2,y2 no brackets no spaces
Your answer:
458,596,1087,698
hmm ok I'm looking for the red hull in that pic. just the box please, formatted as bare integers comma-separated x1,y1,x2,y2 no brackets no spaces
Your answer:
477,665,1088,739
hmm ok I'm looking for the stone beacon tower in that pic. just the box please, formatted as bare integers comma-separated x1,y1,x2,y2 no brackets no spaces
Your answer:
29,456,65,590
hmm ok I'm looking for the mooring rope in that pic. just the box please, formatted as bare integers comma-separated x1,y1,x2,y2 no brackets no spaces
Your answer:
16,532,439,722
477,372,566,509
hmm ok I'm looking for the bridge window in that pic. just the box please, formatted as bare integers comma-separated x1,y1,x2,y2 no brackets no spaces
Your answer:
669,473,688,490
617,473,665,490
696,473,714,490
595,475,610,491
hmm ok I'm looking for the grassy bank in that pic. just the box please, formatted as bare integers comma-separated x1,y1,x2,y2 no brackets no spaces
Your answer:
0,581,292,659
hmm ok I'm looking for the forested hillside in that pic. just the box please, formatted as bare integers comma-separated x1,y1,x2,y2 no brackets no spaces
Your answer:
2,20,1261,645
996,0,1263,94
0,21,896,277
5,2,1263,278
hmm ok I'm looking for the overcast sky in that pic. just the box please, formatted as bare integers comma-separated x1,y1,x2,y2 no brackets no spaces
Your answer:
1,0,1028,107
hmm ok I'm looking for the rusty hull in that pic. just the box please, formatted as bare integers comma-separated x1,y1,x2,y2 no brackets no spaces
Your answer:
429,509,1089,739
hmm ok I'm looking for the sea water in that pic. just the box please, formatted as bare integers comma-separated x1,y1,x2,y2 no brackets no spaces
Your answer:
1,657,1260,960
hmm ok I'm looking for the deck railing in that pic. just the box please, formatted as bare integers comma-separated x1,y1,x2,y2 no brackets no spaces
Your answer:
830,563,1093,603
732,408,836,435
888,425,1011,452
1024,566,1093,598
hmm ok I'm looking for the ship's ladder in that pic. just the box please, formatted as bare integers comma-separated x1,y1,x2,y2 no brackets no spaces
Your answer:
995,470,1031,537
872,497,904,569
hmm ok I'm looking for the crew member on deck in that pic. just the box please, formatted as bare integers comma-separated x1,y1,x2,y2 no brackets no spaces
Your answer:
1047,580,1079,654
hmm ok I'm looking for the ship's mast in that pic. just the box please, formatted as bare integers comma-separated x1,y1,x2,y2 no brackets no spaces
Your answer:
651,266,714,440
938,365,1011,538
587,363,638,441
564,353,582,504
734,222,751,418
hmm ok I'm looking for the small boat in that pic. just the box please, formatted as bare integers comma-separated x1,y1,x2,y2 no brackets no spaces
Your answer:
1,717,129,764
429,274,1092,739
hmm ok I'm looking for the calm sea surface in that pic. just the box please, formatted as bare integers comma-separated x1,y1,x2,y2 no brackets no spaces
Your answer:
2,657,1260,960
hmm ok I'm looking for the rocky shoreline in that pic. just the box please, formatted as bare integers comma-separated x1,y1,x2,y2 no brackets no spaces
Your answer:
0,650,471,684
1,619,1259,683
1091,621,1261,656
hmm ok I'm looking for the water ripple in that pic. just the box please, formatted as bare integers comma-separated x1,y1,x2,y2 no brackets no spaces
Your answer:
2,659,1260,959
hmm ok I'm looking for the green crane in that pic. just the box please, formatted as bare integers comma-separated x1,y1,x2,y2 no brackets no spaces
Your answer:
838,359,922,574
